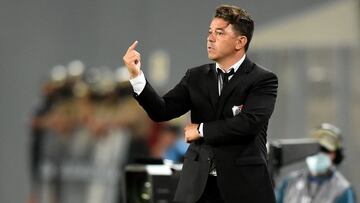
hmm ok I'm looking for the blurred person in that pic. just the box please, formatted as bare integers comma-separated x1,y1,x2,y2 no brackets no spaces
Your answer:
162,124,189,163
112,69,152,163
27,71,80,203
123,4,278,203
38,99,82,203
276,123,356,203
84,102,130,203
28,81,62,203
149,123,189,163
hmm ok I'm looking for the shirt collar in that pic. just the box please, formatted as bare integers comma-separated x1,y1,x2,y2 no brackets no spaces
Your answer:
216,54,246,74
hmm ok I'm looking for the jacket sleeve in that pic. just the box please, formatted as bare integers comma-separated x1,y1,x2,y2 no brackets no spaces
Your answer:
203,71,278,145
134,69,191,122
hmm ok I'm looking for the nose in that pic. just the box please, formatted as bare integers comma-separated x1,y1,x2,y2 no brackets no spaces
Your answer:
207,33,215,42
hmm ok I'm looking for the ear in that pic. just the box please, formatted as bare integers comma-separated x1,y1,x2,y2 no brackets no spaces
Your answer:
329,151,336,162
235,36,247,50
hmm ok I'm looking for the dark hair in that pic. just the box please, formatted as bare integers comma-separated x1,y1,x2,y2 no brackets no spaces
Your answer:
320,146,344,165
214,5,254,51
334,148,344,165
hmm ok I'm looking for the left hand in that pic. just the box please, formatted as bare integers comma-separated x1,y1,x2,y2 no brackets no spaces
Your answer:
184,123,201,143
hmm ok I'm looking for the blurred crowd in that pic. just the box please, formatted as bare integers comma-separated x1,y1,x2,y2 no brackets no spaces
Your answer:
28,61,188,203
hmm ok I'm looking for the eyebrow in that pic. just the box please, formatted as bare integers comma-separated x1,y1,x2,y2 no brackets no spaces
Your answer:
209,27,225,31
209,24,230,31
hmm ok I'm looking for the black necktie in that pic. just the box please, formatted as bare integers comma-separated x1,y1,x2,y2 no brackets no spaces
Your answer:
218,68,235,93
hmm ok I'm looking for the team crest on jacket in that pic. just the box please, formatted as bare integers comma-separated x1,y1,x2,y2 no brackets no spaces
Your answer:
232,105,243,116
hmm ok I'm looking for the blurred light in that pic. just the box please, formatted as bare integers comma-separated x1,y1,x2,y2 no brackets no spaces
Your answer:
149,49,170,87
144,182,151,188
115,66,130,83
51,65,67,82
68,60,85,77
307,66,327,82
98,66,116,94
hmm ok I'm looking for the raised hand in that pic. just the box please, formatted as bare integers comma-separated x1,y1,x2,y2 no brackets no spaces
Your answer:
123,41,141,78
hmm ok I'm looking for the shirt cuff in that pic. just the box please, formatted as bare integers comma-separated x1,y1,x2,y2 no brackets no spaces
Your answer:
129,71,146,95
198,123,204,137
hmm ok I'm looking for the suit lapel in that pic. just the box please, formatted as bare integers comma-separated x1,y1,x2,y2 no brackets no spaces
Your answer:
206,64,219,110
216,57,254,118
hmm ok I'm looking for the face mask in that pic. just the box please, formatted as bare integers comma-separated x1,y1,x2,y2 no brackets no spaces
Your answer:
306,152,332,176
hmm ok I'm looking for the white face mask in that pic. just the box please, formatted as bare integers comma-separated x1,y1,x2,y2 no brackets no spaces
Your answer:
306,152,332,176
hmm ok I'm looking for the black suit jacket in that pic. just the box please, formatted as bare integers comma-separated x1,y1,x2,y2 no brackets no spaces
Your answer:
134,57,278,203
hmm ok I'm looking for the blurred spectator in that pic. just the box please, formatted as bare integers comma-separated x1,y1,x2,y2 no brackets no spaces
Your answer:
28,63,153,203
276,123,356,203
149,123,188,163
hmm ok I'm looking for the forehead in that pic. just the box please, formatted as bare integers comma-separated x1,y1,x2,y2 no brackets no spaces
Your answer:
209,17,230,29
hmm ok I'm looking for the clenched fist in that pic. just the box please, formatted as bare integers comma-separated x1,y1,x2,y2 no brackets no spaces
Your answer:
123,41,141,78
184,123,201,143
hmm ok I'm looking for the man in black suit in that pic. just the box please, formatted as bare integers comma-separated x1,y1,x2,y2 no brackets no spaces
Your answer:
123,5,278,203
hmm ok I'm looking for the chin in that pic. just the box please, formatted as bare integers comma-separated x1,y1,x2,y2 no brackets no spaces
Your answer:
208,54,216,60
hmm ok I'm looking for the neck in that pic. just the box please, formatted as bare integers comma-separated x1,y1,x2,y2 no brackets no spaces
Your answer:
309,167,335,179
217,52,245,71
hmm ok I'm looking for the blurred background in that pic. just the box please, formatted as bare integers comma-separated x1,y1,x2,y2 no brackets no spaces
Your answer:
0,0,359,202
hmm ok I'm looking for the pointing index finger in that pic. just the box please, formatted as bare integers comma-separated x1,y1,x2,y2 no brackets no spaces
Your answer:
127,41,138,52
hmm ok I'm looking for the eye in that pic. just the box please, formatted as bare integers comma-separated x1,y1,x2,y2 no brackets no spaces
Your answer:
215,31,224,36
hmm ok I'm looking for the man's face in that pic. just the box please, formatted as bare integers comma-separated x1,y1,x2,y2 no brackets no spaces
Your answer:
207,18,240,63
